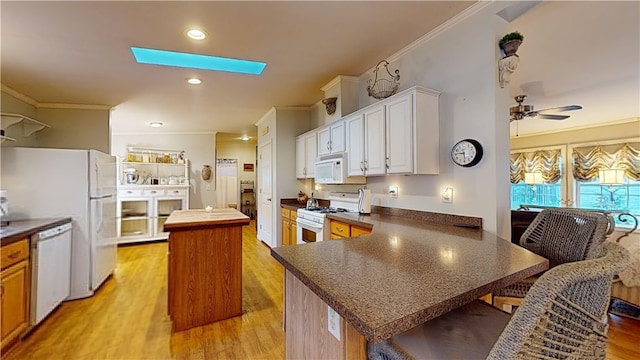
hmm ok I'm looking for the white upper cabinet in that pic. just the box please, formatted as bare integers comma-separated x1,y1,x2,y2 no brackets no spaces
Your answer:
295,136,306,178
305,131,317,178
385,93,414,174
363,107,386,176
317,120,345,157
345,114,365,176
316,86,440,178
296,131,317,179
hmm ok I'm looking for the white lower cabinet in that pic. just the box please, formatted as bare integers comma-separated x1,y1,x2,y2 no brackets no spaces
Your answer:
117,186,189,244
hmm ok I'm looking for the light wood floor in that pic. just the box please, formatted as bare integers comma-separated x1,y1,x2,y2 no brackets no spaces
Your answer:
5,221,640,359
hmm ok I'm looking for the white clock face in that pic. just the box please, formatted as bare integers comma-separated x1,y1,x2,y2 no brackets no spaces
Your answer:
451,139,483,167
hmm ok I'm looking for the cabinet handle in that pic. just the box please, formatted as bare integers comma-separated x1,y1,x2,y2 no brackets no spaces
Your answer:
337,227,343,232
8,251,21,259
127,191,133,194
151,191,157,194
360,161,364,172
303,167,306,176
0,283,4,297
386,157,390,169
364,161,368,170
327,142,330,151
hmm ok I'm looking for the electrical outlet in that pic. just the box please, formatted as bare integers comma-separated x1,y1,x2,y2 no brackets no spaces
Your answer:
206,184,211,191
442,187,453,203
327,306,341,341
389,186,398,198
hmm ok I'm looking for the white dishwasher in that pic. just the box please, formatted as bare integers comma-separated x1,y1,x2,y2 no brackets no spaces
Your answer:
30,222,73,326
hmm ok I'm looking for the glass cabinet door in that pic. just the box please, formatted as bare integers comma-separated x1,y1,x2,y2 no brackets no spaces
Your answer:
119,199,151,238
156,198,185,235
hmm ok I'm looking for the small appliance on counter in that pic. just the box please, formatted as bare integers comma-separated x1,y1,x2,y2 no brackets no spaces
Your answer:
358,187,371,214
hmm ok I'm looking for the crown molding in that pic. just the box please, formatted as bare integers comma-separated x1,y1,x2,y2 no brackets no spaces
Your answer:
1,84,38,106
321,75,359,92
510,117,640,139
255,107,276,127
364,1,493,75
37,103,112,110
112,131,218,136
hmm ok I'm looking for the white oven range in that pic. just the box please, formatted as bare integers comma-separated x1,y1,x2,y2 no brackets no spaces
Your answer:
296,192,359,244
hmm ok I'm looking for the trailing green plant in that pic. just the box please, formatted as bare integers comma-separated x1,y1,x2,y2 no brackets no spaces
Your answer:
499,31,524,48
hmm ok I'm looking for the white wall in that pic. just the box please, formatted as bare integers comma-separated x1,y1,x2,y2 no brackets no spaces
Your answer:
256,107,312,246
111,133,216,209
350,2,512,236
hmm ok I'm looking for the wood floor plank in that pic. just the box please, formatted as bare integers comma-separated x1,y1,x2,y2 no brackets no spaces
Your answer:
3,220,638,359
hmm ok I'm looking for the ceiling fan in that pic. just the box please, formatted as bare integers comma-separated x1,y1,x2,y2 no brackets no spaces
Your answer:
509,95,582,122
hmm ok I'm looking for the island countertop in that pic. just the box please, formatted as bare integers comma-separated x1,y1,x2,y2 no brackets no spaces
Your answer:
271,214,548,343
164,208,249,231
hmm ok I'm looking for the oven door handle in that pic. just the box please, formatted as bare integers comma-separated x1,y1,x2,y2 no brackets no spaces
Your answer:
296,217,323,230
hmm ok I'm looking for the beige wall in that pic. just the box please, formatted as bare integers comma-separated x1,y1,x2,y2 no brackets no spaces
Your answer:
111,133,217,209
511,119,640,150
36,107,110,152
1,89,111,152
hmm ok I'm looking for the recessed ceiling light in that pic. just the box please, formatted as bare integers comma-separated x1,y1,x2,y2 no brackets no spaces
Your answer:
130,47,266,75
241,135,250,141
187,78,202,85
149,122,164,128
186,29,206,40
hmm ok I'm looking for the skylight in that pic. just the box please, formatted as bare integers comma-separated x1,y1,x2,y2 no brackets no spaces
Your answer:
130,47,266,75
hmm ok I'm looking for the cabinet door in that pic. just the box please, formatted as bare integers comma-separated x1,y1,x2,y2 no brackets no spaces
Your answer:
117,197,152,241
282,218,290,246
317,126,331,157
386,93,414,174
345,114,365,176
329,120,345,153
295,135,306,179
1,260,29,347
305,132,317,178
364,106,386,176
155,196,187,237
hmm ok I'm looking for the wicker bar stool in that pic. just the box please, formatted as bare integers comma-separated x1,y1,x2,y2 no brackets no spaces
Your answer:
493,208,611,311
367,242,630,360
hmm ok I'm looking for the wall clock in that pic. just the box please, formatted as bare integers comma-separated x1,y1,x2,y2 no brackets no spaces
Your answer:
451,139,483,167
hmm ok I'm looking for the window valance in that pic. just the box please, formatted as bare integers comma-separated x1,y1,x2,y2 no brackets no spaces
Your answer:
572,142,640,182
510,149,562,184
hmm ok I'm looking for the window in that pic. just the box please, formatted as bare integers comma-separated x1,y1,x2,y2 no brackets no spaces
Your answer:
510,147,564,209
512,140,639,229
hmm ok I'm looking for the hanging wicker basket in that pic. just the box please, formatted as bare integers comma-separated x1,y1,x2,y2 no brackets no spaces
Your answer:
367,60,400,100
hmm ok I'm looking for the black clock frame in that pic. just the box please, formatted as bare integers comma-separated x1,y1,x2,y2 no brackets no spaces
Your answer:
451,138,483,167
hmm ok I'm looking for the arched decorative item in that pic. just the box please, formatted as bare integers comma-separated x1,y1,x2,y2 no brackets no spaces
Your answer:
322,97,338,115
201,164,212,181
367,60,400,100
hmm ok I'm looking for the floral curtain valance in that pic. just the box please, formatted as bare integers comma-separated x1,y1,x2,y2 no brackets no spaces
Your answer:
510,149,562,184
572,142,640,182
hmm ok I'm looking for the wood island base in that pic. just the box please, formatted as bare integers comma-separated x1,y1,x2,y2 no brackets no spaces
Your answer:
164,209,250,332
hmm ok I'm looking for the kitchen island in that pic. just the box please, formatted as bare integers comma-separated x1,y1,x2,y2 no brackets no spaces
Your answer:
163,208,250,331
271,213,548,359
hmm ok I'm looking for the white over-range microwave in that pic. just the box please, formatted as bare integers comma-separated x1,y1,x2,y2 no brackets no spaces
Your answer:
314,155,366,184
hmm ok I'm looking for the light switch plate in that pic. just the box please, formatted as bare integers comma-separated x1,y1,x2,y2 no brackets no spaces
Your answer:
327,306,341,341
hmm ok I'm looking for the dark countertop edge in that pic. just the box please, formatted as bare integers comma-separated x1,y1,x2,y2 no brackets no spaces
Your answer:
280,198,330,210
1,217,73,246
326,213,374,230
274,246,548,343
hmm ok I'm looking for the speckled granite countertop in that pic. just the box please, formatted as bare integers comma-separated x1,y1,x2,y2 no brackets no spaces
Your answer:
271,214,548,343
1,218,72,246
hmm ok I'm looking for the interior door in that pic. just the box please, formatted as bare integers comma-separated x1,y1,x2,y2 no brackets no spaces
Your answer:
258,141,273,247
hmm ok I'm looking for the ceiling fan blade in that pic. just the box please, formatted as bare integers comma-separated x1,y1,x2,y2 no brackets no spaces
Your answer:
537,113,570,120
536,105,583,113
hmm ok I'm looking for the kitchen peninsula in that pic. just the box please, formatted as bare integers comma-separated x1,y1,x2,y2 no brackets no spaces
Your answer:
163,208,250,331
271,211,549,359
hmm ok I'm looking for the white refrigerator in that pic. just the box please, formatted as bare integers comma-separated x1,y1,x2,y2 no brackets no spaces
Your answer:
1,147,117,300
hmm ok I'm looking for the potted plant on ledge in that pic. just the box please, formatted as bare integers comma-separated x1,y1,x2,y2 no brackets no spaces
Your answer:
499,31,524,58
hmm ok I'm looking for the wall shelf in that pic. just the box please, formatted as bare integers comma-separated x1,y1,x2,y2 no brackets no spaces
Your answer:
0,112,51,137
